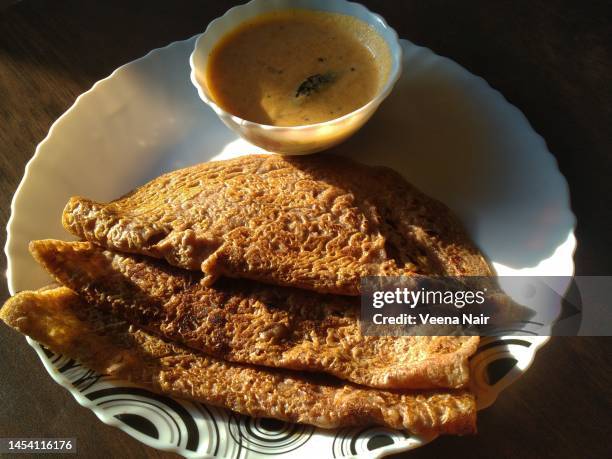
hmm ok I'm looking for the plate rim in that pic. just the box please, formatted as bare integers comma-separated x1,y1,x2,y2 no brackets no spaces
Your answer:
5,34,576,458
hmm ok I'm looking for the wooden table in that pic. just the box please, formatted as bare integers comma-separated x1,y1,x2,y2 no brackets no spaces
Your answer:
1,1,610,458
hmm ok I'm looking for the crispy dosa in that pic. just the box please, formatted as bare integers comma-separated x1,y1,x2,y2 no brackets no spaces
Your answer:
62,155,492,295
0,287,477,435
29,239,479,389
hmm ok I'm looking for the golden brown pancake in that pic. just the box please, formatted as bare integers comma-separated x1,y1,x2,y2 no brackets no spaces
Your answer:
62,154,492,295
0,287,477,435
29,239,479,390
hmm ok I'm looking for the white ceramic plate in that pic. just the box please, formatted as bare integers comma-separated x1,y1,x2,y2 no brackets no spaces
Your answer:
5,36,575,458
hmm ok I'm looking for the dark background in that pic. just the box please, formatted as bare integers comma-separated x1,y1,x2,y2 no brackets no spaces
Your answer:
1,1,611,458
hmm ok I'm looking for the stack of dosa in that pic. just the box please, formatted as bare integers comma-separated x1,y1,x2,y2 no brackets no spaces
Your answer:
1,154,492,436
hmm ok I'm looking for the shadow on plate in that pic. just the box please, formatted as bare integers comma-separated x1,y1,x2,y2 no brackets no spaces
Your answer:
327,44,575,271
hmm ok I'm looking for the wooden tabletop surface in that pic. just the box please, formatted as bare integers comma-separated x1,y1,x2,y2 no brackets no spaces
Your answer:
1,1,611,458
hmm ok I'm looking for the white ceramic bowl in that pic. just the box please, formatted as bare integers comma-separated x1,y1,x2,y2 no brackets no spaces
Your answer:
189,0,402,155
